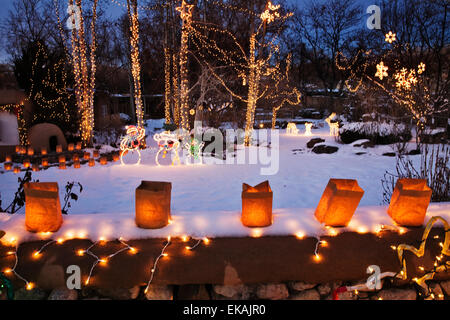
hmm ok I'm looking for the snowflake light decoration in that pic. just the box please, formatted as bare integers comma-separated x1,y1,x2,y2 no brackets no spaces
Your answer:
385,31,396,43
394,68,417,90
375,61,389,80
418,62,426,74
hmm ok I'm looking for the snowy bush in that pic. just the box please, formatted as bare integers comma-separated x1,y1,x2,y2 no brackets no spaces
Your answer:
339,121,412,145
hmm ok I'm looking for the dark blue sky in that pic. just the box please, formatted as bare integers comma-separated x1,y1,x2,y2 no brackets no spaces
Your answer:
0,0,378,62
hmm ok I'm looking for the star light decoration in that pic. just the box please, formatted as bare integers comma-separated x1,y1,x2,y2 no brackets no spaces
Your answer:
385,31,396,43
375,61,389,80
176,0,194,21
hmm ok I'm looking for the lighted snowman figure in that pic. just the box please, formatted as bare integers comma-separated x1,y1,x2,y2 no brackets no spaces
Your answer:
154,131,181,166
120,125,145,165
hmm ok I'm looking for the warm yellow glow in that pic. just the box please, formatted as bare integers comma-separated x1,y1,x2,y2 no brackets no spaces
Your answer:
202,237,210,245
356,226,368,234
77,249,85,256
4,268,12,274
314,254,322,262
304,122,313,136
57,238,64,244
129,247,138,254
295,232,305,239
181,235,189,242
286,122,299,135
26,283,35,290
32,251,41,259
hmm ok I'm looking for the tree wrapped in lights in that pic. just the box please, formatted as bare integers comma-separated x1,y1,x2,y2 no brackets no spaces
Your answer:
186,1,297,144
126,0,145,129
13,40,76,134
336,28,448,140
66,0,99,147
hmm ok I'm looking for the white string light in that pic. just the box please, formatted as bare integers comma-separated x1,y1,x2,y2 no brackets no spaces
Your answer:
144,236,172,294
79,238,138,286
3,246,34,290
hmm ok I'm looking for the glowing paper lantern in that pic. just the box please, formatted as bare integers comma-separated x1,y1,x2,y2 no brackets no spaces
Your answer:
5,155,12,162
13,166,21,174
41,148,47,156
15,146,21,153
112,153,120,162
75,142,82,150
387,178,432,227
56,145,63,153
23,159,31,168
4,162,12,171
27,148,34,156
88,158,95,167
314,179,364,227
68,143,74,152
32,164,40,172
241,180,273,227
24,182,62,233
93,150,100,158
83,152,90,160
100,157,107,165
58,163,66,170
73,161,81,169
135,181,172,229
286,123,299,135
72,154,80,162
58,155,66,164
41,158,48,167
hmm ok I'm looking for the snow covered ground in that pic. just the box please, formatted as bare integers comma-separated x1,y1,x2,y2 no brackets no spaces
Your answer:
1,120,449,244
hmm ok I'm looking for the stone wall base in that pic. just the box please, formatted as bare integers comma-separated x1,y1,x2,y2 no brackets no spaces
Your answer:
7,279,450,300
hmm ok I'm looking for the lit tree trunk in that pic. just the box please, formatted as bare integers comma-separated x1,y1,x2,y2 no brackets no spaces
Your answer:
69,0,98,147
127,0,144,128
177,0,193,131
244,33,259,145
172,53,180,126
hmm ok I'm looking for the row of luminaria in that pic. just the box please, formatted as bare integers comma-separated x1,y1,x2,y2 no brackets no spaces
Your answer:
23,178,432,234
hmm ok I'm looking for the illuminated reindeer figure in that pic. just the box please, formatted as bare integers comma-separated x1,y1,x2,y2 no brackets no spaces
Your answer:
120,125,146,165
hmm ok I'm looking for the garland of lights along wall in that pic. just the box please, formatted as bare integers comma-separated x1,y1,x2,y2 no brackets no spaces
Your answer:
0,175,449,300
